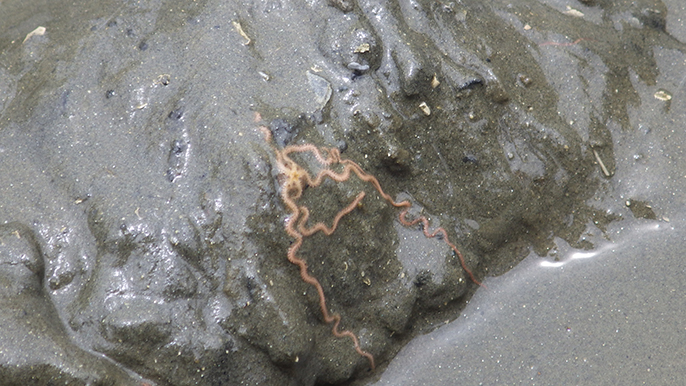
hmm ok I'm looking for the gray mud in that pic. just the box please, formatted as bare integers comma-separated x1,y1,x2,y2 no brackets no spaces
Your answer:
0,0,682,385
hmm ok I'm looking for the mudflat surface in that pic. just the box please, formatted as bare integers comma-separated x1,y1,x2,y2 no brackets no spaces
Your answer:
0,0,684,385
373,0,686,384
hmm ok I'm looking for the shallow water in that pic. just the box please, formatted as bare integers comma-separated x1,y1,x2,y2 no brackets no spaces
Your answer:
373,219,686,384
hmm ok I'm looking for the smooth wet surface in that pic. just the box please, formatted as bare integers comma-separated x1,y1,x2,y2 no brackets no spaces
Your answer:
373,219,686,385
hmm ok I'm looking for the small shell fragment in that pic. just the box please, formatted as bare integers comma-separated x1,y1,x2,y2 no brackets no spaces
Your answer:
431,74,440,88
563,6,584,17
23,26,46,43
654,89,672,101
419,102,431,116
232,21,251,45
258,71,270,81
306,71,332,110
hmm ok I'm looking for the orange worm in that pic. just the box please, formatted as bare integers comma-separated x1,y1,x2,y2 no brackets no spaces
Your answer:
262,127,484,371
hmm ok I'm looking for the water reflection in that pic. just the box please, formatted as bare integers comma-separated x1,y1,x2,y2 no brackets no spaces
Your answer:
541,221,667,269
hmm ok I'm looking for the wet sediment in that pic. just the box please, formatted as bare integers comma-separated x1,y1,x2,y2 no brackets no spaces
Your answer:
1,0,681,384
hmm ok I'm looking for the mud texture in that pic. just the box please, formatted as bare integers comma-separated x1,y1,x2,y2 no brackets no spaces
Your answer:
1,0,681,385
